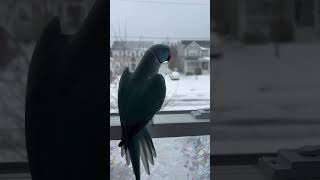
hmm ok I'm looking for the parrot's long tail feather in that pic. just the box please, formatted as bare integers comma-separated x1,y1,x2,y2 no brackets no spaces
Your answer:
120,127,156,180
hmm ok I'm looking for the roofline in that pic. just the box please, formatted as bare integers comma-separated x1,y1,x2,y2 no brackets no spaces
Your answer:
182,40,210,49
185,41,202,49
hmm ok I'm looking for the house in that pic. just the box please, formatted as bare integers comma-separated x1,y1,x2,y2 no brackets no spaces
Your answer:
0,0,93,42
111,41,154,74
213,0,320,42
177,40,210,75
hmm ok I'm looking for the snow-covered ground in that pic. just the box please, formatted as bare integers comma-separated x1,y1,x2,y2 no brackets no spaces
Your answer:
110,74,210,113
213,42,320,154
110,136,210,180
214,43,320,121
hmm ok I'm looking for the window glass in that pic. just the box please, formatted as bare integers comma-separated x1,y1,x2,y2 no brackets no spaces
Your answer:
213,0,320,154
110,0,210,113
110,136,210,180
188,49,198,57
0,0,94,163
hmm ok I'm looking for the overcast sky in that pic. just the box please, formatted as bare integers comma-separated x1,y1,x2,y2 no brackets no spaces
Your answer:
110,0,210,43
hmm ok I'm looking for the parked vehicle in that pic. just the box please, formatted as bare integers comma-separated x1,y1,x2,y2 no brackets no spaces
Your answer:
169,71,180,80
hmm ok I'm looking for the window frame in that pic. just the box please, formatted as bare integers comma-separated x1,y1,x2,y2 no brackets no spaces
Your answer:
110,110,211,140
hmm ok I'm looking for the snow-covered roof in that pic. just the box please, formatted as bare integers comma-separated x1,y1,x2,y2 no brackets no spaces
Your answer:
198,57,210,61
181,40,210,49
200,47,209,50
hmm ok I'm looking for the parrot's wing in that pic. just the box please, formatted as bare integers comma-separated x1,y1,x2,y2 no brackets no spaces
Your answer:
141,74,166,120
137,74,167,174
128,74,166,136
124,74,166,176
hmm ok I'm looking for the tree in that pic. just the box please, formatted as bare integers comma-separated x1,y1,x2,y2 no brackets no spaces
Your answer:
111,24,147,74
194,67,202,80
168,44,178,70
270,1,294,58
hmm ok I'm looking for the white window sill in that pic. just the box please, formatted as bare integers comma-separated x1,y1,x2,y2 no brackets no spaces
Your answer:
110,111,210,140
0,173,30,180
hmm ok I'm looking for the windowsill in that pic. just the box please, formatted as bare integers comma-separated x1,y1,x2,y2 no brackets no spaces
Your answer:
0,173,30,180
212,165,272,180
110,110,210,140
0,165,271,180
110,112,209,126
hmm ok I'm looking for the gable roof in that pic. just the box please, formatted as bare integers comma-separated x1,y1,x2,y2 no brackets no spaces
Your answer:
111,41,154,50
181,40,210,49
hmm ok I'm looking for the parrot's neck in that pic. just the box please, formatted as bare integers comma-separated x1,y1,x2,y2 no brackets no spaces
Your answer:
133,50,161,80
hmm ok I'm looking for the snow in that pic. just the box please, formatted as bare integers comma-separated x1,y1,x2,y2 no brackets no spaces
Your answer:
213,42,320,154
214,43,320,121
200,47,209,50
110,74,210,113
199,56,210,61
110,136,210,180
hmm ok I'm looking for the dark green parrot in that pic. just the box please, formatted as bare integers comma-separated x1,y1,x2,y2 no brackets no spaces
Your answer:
25,0,107,179
118,44,171,180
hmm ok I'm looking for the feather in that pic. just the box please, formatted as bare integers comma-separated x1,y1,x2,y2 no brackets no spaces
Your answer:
141,133,154,165
139,136,150,175
125,148,130,166
128,137,140,180
121,144,125,157
142,128,157,158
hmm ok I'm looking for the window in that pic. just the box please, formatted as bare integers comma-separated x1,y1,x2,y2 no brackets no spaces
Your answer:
188,49,198,57
110,0,210,178
188,61,199,67
110,1,210,112
130,63,136,71
213,17,320,156
202,49,209,57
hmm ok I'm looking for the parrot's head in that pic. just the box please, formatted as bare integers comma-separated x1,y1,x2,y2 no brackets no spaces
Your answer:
149,44,171,63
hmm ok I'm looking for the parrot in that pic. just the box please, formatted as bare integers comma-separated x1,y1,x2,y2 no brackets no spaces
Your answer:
118,44,171,180
25,0,107,179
